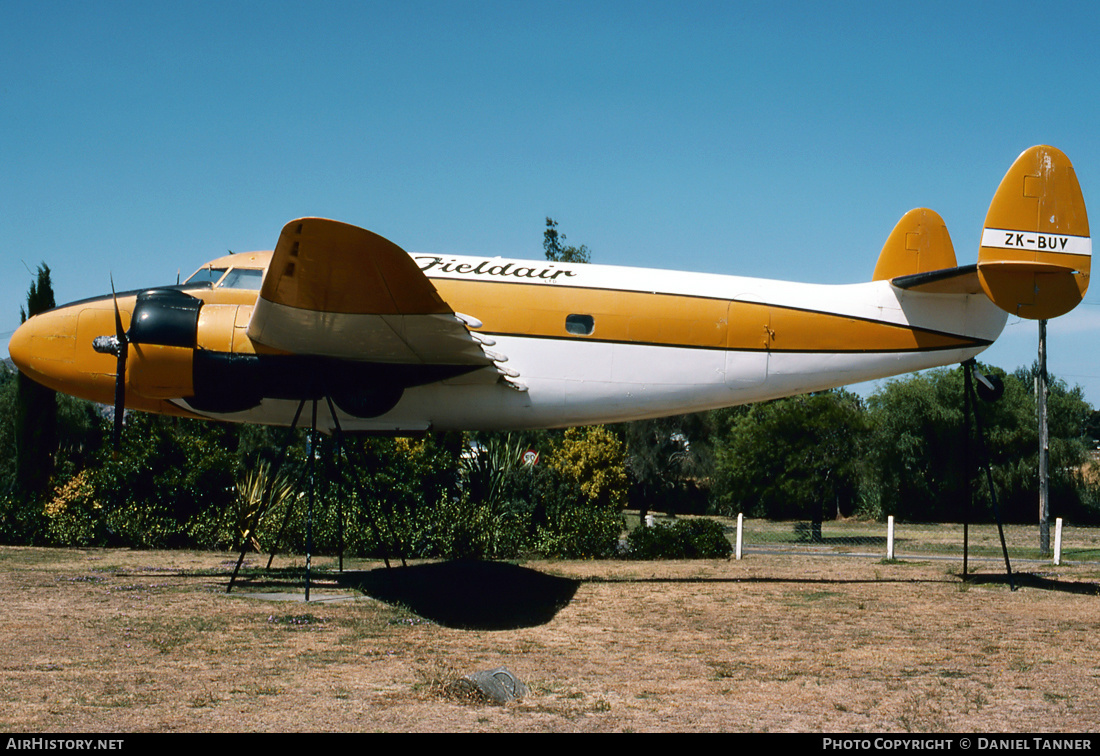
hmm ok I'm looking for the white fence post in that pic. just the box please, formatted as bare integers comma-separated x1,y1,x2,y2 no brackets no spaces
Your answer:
1054,517,1063,566
736,513,743,560
887,516,895,560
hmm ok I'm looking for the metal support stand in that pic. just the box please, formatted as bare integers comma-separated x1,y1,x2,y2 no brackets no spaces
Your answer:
305,400,317,602
228,400,306,593
227,395,411,596
324,397,405,569
962,360,1016,591
963,364,971,579
1038,319,1051,554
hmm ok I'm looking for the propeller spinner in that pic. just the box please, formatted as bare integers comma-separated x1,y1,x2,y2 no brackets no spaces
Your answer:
90,278,129,449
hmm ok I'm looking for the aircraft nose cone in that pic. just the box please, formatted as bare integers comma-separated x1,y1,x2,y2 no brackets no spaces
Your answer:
8,318,36,375
6,308,78,391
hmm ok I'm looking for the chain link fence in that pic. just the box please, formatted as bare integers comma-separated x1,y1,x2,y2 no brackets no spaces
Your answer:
630,513,1100,565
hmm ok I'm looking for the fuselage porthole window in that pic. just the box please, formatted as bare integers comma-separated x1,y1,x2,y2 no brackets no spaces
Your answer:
565,314,595,335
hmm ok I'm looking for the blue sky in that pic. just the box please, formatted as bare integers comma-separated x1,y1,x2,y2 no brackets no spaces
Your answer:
4,1,1100,403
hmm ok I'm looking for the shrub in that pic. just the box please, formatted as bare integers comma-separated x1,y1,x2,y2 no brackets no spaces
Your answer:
533,504,624,559
44,469,103,546
625,518,732,559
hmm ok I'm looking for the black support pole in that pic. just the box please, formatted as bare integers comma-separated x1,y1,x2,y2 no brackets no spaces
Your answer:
965,362,1016,591
324,397,345,573
963,363,971,579
228,399,307,593
305,400,317,602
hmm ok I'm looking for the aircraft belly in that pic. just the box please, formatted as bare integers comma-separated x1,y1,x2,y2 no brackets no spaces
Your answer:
428,339,737,428
175,328,994,432
761,346,989,397
195,339,742,431
724,350,769,388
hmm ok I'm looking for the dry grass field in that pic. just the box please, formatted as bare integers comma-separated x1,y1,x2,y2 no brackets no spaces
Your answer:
1,544,1099,733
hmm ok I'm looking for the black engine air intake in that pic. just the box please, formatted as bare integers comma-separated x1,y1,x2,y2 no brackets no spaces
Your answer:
128,289,203,347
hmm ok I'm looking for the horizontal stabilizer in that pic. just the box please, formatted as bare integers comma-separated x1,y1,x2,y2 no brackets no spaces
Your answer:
977,146,1090,319
891,264,982,295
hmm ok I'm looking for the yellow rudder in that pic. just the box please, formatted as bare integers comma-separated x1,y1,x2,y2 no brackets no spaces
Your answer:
978,145,1091,319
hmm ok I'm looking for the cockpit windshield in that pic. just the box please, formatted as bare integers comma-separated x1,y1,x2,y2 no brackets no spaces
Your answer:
219,268,264,290
184,267,264,289
185,267,227,286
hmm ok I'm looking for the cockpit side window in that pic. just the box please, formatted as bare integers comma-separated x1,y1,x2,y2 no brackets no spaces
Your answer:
218,268,264,290
185,267,227,286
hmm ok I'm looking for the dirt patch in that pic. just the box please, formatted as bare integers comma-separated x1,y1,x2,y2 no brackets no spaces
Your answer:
1,546,1098,732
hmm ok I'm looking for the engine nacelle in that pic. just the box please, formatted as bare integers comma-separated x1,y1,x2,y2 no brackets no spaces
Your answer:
127,343,195,398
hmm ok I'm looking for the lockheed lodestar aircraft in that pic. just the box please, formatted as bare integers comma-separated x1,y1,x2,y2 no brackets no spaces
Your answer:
7,146,1091,439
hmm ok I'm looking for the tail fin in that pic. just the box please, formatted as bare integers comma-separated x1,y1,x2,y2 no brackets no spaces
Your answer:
978,145,1091,319
873,207,958,281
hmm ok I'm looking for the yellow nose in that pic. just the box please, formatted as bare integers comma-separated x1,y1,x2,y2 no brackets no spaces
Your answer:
8,302,121,405
9,308,77,389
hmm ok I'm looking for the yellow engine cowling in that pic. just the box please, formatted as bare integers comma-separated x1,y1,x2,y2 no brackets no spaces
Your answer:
126,343,194,399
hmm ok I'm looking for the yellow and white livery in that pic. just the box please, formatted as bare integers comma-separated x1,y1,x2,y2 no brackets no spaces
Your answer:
8,146,1090,434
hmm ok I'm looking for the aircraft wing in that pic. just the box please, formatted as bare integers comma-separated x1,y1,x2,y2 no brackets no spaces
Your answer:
247,218,494,367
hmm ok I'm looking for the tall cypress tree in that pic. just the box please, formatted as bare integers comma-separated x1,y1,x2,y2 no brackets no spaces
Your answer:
15,264,57,503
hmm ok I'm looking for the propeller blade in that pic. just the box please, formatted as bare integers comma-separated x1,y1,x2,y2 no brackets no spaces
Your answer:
109,275,128,450
110,275,125,343
112,338,127,450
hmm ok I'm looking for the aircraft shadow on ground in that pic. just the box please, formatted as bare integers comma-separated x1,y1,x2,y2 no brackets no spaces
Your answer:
222,562,1096,630
965,572,1100,595
338,561,581,630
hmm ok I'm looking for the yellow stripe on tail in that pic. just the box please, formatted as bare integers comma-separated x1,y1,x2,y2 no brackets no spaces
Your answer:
978,145,1091,319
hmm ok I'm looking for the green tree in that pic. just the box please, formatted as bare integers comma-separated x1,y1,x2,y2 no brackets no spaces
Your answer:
1005,364,1093,523
865,365,1096,524
530,426,627,558
0,366,18,494
69,413,240,547
624,413,715,516
547,425,629,510
0,366,46,543
864,368,969,523
543,218,591,263
15,264,57,506
712,390,869,537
